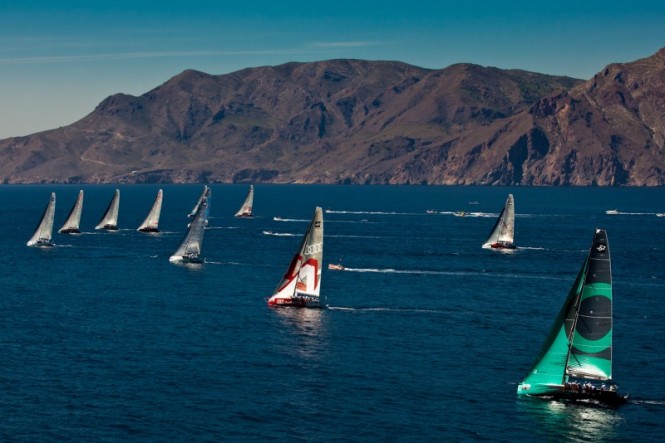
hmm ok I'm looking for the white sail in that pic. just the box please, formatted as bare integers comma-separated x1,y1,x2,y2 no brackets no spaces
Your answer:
27,192,56,247
137,189,163,232
268,207,324,307
482,194,515,249
170,198,208,263
189,186,210,217
58,190,84,234
95,189,120,230
234,185,254,217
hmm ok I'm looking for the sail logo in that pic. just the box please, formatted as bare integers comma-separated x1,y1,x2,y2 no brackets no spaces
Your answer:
315,221,321,228
304,242,322,255
596,244,607,252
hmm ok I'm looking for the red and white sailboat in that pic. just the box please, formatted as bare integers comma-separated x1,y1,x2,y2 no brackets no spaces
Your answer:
267,207,324,308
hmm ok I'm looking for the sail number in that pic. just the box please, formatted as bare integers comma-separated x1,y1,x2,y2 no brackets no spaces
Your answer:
304,242,323,255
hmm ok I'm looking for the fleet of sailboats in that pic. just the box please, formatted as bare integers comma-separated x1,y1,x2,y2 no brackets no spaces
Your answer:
58,190,84,234
234,185,254,217
22,186,636,406
27,192,56,247
482,193,515,249
95,189,120,231
137,189,163,233
517,228,627,407
267,207,324,308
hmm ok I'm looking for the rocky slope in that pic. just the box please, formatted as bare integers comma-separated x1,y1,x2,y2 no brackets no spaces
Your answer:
1,48,664,185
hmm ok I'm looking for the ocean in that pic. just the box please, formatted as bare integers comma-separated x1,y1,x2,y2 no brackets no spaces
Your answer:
2,184,664,442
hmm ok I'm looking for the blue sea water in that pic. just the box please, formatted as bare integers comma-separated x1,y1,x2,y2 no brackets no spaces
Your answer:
1,184,665,442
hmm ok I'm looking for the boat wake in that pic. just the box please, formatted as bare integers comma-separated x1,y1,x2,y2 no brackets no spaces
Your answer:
325,209,419,216
338,267,569,281
629,399,665,406
273,217,309,222
519,246,547,250
428,211,498,218
262,231,297,237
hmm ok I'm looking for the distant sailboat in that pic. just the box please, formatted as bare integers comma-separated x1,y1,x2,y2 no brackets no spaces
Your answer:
189,185,211,225
58,190,84,234
517,229,628,407
137,189,163,233
27,192,56,247
482,194,515,249
234,185,254,217
95,189,120,231
267,207,324,308
170,197,208,264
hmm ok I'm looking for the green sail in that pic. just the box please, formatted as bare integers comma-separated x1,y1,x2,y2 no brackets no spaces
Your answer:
517,229,612,396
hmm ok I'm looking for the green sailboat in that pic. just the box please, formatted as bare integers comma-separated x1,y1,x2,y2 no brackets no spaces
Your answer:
517,229,627,407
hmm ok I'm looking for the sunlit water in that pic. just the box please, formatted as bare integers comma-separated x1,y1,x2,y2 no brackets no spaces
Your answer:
1,184,664,441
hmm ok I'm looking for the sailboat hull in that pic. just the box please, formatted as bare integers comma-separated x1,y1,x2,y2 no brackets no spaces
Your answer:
488,242,516,249
27,239,55,248
138,227,160,233
58,228,81,234
96,225,118,231
267,295,323,308
524,389,628,408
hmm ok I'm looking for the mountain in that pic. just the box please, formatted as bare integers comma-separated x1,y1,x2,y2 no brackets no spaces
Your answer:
1,48,664,185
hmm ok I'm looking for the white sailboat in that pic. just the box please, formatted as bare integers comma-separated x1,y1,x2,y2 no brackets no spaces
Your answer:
95,189,120,231
58,190,84,234
137,189,163,233
170,197,208,263
482,193,516,249
234,185,254,217
27,192,56,247
267,207,324,308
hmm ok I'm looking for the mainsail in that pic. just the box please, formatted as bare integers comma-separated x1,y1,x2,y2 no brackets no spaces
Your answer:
189,185,211,223
27,192,56,247
482,194,515,249
95,189,120,231
234,185,254,217
170,198,208,263
137,189,163,233
58,190,84,234
517,229,622,404
267,207,324,308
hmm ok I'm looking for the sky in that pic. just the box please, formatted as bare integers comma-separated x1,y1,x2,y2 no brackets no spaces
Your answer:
1,1,664,140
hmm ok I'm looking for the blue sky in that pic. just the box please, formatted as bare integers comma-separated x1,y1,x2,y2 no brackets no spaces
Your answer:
1,1,664,139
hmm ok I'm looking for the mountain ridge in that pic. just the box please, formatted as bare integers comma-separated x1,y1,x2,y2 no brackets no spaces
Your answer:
1,49,664,185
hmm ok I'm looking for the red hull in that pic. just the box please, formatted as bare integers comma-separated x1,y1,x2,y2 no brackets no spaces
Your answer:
267,297,321,308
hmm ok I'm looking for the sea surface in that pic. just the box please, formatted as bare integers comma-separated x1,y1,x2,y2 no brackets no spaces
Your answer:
2,184,665,442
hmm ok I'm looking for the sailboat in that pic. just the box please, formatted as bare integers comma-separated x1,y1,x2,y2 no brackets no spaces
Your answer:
482,193,515,249
517,229,628,407
27,192,56,247
137,189,163,233
58,190,84,234
170,197,208,263
189,185,211,224
234,185,254,217
267,207,324,308
95,189,120,231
